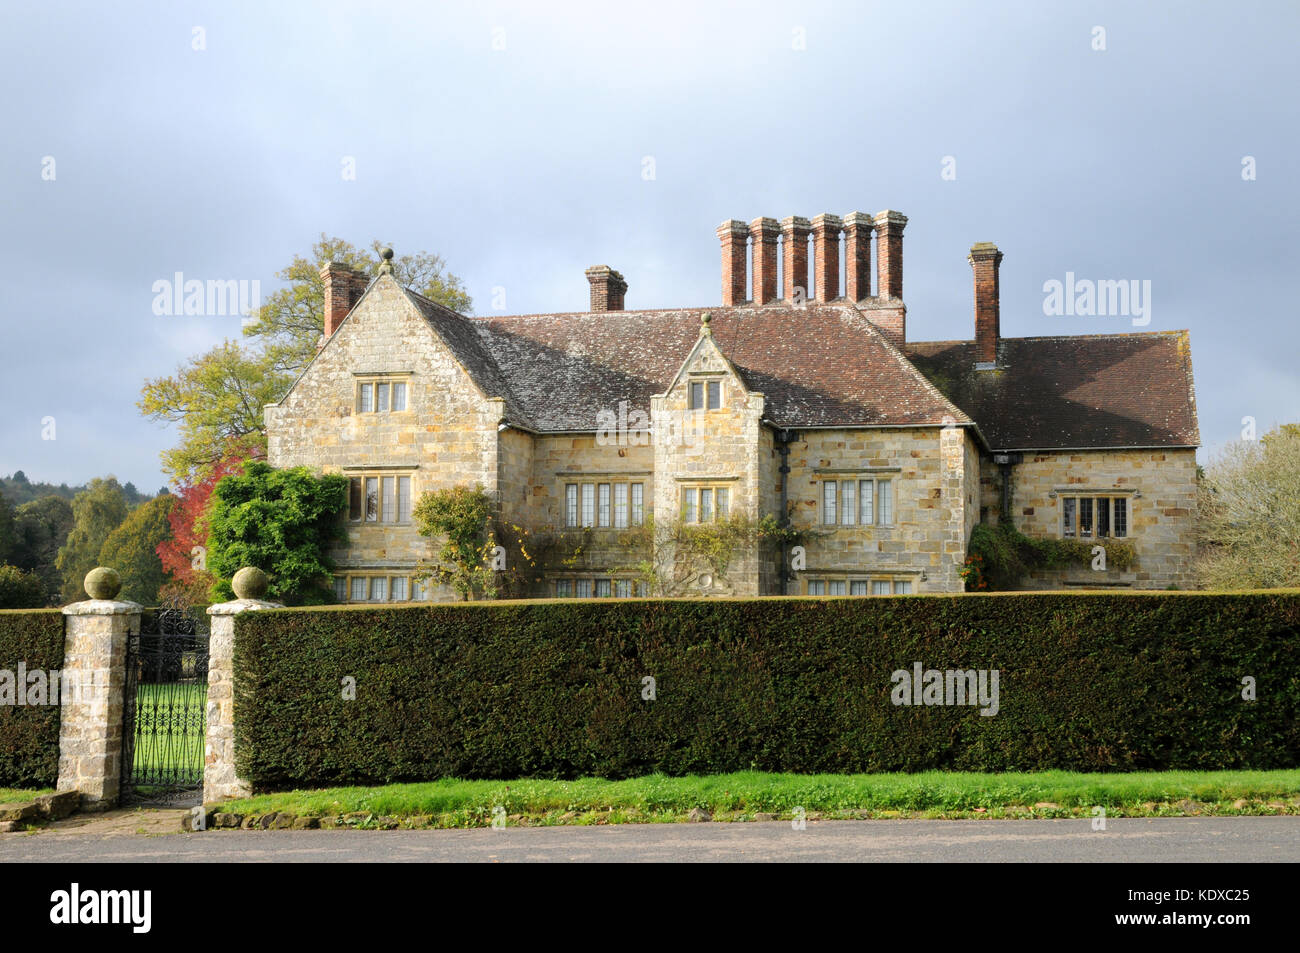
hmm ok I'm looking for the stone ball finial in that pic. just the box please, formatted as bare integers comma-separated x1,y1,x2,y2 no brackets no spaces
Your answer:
84,567,122,601
232,567,270,601
380,246,394,261
378,246,395,275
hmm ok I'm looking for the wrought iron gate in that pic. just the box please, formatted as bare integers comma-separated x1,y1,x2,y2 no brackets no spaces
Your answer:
120,607,209,805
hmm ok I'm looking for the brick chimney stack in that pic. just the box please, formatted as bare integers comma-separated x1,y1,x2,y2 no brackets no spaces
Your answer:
873,210,907,300
320,262,369,340
970,243,1003,367
586,265,628,312
781,216,811,302
716,220,748,306
811,214,843,301
749,217,780,305
842,212,873,301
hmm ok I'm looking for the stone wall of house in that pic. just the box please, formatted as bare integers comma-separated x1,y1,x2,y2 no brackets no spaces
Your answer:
650,329,767,596
264,275,504,601
982,448,1198,589
785,426,971,593
516,433,655,595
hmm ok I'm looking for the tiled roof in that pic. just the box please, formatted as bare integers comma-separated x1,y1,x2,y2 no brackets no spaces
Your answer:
399,285,1197,449
904,332,1200,450
404,289,532,426
469,304,973,432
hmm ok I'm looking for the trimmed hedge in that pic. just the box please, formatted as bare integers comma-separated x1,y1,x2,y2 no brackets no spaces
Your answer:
0,609,65,787
233,593,1300,790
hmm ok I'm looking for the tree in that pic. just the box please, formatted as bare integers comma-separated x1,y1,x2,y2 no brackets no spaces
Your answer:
0,565,45,609
1196,424,1300,589
241,235,473,376
206,462,348,604
0,491,14,564
138,342,282,482
55,478,129,603
157,453,246,605
413,485,498,601
10,496,74,603
98,494,176,605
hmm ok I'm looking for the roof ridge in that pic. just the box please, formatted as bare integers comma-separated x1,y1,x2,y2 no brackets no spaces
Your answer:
907,329,1189,347
476,302,860,322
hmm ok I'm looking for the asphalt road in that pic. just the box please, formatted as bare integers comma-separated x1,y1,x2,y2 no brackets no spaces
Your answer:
3,817,1298,862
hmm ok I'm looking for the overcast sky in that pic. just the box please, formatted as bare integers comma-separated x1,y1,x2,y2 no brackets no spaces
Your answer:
2,0,1296,491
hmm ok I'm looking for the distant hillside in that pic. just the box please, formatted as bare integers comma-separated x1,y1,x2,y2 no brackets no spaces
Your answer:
0,471,161,508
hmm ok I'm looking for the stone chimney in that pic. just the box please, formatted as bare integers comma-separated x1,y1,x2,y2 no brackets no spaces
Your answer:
716,220,748,306
874,210,907,300
970,242,1003,367
750,217,780,305
842,212,873,301
811,214,842,301
781,216,811,302
320,263,369,340
586,265,627,311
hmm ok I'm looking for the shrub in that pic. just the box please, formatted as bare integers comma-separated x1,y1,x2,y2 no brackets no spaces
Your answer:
0,565,47,609
233,591,1300,790
965,523,1136,590
0,609,65,786
207,462,348,604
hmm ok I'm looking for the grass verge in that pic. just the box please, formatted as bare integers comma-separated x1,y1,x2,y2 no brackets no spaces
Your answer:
215,770,1300,828
0,788,54,803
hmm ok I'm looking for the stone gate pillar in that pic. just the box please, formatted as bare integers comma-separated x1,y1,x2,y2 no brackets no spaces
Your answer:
58,568,141,811
204,567,282,804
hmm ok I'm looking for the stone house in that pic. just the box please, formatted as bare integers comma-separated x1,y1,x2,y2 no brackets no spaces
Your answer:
264,210,1199,601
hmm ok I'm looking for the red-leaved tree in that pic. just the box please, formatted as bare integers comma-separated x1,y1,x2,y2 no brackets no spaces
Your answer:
157,451,250,605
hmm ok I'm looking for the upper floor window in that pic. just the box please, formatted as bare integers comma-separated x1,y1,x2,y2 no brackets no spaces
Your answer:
348,473,412,523
564,481,645,528
689,379,722,411
1061,495,1128,539
356,376,408,414
681,484,730,523
822,477,893,527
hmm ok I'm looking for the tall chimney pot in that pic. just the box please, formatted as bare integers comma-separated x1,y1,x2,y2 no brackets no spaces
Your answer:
873,210,907,300
716,220,748,306
749,217,780,305
969,242,1003,367
780,216,812,303
811,214,843,301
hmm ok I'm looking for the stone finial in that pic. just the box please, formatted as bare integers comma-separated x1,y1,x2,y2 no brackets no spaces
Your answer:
83,567,121,601
700,311,712,336
378,246,395,275
231,567,270,601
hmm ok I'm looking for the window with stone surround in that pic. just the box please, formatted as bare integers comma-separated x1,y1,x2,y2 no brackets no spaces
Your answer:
807,576,913,595
555,577,646,598
688,379,723,411
348,473,412,523
1061,495,1129,539
564,481,645,528
334,573,421,603
355,374,410,414
821,477,893,527
681,484,730,524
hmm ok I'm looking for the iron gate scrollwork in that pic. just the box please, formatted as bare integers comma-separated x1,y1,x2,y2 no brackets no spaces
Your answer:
120,607,209,805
